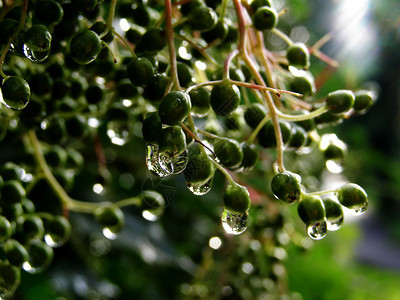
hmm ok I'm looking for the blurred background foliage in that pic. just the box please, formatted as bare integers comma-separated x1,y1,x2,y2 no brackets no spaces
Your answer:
9,0,400,299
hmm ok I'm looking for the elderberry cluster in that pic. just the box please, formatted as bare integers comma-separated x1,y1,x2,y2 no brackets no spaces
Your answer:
0,0,376,296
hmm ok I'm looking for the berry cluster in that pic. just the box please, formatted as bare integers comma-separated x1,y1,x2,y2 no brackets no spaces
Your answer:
0,0,376,296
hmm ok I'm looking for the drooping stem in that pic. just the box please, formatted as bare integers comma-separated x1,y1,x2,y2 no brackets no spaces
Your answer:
246,114,271,144
211,158,235,184
100,0,118,38
112,29,136,58
271,28,293,46
223,50,239,79
165,0,181,90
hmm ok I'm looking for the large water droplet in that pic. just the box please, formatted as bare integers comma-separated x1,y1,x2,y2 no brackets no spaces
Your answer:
146,144,171,177
221,209,248,235
107,121,131,146
23,44,49,62
307,220,327,240
158,149,188,175
352,202,368,216
327,216,343,231
187,177,213,195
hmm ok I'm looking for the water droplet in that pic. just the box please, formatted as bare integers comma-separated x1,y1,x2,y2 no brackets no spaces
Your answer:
221,209,248,235
44,234,66,248
325,160,344,174
145,144,171,177
327,216,343,231
22,261,41,274
142,208,163,221
306,220,327,240
102,227,118,240
107,121,131,146
23,44,49,62
158,149,188,175
187,177,213,195
352,202,368,215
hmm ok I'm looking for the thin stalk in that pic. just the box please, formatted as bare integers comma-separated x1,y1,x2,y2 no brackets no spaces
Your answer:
223,50,239,79
246,114,271,144
271,28,293,46
100,0,118,38
211,158,235,184
276,105,328,122
112,29,136,58
165,0,181,90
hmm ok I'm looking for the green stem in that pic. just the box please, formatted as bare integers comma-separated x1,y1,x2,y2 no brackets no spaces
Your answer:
223,50,239,80
114,197,142,208
165,0,181,91
101,41,118,63
271,28,293,46
112,29,136,58
304,189,338,197
246,114,271,144
276,105,328,122
185,80,223,93
219,0,229,21
100,0,118,38
175,33,217,65
211,158,235,184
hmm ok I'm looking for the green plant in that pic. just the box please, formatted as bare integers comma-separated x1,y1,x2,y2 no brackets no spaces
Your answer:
0,0,376,297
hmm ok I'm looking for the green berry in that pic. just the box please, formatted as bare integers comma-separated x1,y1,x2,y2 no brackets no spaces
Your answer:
144,73,170,101
158,126,187,157
271,171,302,204
0,261,21,298
201,19,229,44
4,240,28,267
353,90,376,112
127,57,155,87
45,216,71,247
297,195,325,225
95,205,125,234
189,87,211,116
289,72,315,97
90,21,114,43
323,197,344,230
17,215,45,241
0,162,24,181
188,6,218,32
158,91,192,126
239,142,259,172
85,83,105,104
210,84,240,116
1,76,30,110
223,183,251,213
257,119,292,148
337,183,368,212
24,24,52,52
287,124,308,149
244,103,267,128
184,152,215,186
70,29,102,64
142,112,162,144
0,216,12,241
250,0,271,11
214,138,243,168
1,180,26,203
287,42,310,69
34,0,64,25
252,6,278,31
326,90,355,115
26,240,54,271
135,28,166,53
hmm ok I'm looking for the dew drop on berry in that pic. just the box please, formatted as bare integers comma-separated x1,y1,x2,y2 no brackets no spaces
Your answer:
187,177,213,196
352,202,368,216
327,216,343,231
221,209,248,235
23,44,49,62
107,121,131,146
158,149,188,175
102,227,118,240
145,144,171,177
306,220,327,240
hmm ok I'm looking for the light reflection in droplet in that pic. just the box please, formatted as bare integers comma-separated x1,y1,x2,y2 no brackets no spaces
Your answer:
119,18,130,31
93,183,104,195
209,237,222,250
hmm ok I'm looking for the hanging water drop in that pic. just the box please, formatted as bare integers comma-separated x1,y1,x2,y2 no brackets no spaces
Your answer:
221,209,248,235
158,149,188,175
306,220,327,240
187,177,213,195
107,121,131,146
23,44,49,62
352,202,368,216
146,144,171,177
327,216,343,231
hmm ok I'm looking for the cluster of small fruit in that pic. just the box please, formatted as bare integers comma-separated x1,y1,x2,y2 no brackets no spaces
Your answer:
0,162,71,297
0,0,376,296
